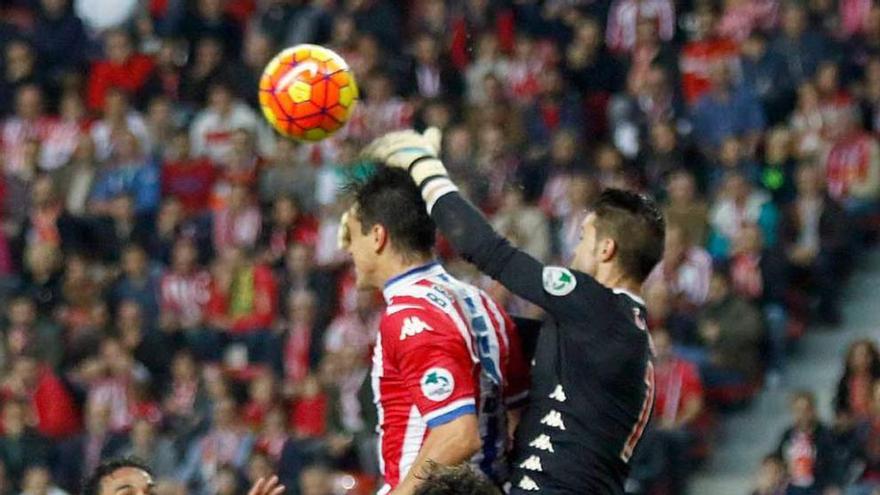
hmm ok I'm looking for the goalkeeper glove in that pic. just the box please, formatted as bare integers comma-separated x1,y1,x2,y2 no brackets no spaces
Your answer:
362,127,457,212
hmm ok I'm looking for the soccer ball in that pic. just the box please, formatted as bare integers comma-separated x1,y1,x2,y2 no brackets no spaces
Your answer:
259,44,358,142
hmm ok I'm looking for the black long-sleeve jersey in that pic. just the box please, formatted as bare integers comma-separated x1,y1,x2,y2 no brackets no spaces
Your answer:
430,191,655,494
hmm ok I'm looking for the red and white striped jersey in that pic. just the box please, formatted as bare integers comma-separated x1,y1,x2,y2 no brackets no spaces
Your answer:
373,262,528,494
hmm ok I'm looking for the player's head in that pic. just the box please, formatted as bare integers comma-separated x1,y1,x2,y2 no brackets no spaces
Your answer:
413,463,500,495
571,189,665,284
82,458,154,495
344,166,436,289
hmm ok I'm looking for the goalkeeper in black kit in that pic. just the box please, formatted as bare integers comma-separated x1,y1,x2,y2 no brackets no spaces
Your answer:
364,129,666,494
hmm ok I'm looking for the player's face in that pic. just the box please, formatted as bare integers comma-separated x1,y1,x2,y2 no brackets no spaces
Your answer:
99,467,154,495
571,212,600,276
345,210,380,289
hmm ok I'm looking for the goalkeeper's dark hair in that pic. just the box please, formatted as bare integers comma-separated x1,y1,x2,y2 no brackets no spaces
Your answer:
348,166,436,259
81,457,153,495
413,462,501,495
592,189,665,283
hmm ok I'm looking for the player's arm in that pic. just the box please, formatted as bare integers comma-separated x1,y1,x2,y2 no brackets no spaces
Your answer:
392,415,481,495
363,129,603,321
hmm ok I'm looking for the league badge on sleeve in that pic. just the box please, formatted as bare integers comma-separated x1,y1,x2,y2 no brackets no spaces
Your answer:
421,367,455,402
542,266,577,296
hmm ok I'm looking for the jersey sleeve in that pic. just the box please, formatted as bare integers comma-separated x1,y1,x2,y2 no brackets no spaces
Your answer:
384,306,478,429
502,311,530,409
429,191,606,323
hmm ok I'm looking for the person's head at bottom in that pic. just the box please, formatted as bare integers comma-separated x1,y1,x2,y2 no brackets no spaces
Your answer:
413,463,500,495
82,458,154,495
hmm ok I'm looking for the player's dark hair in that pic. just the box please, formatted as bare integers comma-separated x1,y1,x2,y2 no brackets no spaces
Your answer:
414,462,501,495
348,166,436,260
81,457,153,495
592,189,665,283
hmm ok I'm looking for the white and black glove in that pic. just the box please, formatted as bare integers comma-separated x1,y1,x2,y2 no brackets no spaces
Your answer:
362,127,458,212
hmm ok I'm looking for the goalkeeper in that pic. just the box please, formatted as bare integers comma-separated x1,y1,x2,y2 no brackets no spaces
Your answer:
364,129,665,494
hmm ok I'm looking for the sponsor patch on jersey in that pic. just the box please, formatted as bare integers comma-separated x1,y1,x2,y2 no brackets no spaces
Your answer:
542,266,577,296
399,316,433,340
421,367,455,402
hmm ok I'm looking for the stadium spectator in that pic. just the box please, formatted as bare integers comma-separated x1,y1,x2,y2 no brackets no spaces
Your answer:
117,419,178,480
31,0,87,82
750,454,791,495
770,3,832,86
781,163,850,324
774,391,839,494
52,401,125,493
689,269,764,388
834,340,880,424
189,81,271,164
645,223,713,309
0,400,49,491
637,327,705,494
177,397,254,494
160,129,217,217
691,63,767,154
850,380,880,494
86,30,154,113
178,0,243,57
0,39,45,118
708,172,779,259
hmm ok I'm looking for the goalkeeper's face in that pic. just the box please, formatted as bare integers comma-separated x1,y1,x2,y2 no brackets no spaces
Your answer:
570,212,601,277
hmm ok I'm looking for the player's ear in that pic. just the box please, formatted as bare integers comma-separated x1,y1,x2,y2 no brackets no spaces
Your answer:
371,224,388,253
599,237,617,262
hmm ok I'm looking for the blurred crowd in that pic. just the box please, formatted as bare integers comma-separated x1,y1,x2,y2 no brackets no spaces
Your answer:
0,0,878,494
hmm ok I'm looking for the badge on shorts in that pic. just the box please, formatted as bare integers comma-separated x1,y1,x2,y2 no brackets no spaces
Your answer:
542,266,577,296
421,367,455,402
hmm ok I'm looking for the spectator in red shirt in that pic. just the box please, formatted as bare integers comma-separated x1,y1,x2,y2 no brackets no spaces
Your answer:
679,5,740,106
86,29,155,112
242,370,277,430
634,327,705,494
2,354,81,441
259,196,318,269
161,129,217,217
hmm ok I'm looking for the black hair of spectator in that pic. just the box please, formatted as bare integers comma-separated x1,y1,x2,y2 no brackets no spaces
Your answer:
835,339,880,414
346,166,436,260
413,462,501,495
592,189,666,282
81,458,153,495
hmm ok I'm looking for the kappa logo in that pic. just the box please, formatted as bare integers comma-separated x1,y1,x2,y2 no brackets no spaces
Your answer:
548,385,567,402
420,367,454,402
540,410,566,431
529,434,555,453
519,455,544,472
400,316,433,340
542,266,577,296
518,475,540,491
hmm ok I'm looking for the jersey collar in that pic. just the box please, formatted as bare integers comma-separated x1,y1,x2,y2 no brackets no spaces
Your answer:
383,260,444,302
612,287,646,306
